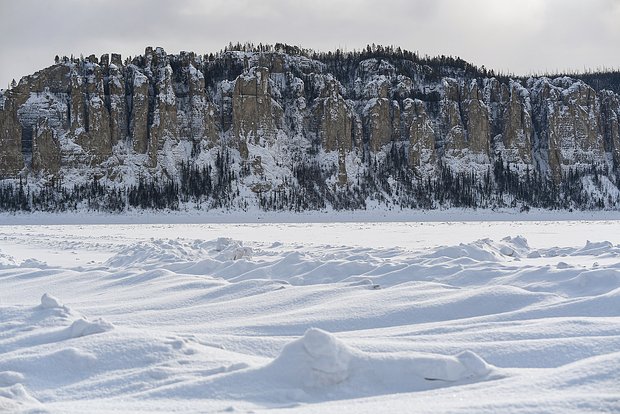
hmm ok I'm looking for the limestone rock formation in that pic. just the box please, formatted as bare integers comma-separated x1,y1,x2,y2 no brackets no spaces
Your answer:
531,77,607,179
462,81,490,156
0,96,24,176
498,81,533,164
32,120,61,174
403,98,435,168
174,52,219,149
232,66,278,149
129,67,150,155
1,45,620,210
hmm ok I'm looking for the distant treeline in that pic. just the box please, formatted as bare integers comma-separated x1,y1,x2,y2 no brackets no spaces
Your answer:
217,42,620,94
44,42,620,96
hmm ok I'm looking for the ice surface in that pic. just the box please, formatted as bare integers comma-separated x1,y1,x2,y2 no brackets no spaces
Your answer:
0,219,618,413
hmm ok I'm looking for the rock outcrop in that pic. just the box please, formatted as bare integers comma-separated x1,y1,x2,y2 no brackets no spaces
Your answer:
498,81,533,164
530,77,608,179
232,66,276,144
31,119,61,174
0,96,24,176
1,45,620,210
129,67,150,155
403,98,435,168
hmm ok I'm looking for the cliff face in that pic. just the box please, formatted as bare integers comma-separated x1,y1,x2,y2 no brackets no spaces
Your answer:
1,46,620,210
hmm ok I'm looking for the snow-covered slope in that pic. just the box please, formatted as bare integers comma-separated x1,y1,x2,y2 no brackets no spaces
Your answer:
0,220,619,413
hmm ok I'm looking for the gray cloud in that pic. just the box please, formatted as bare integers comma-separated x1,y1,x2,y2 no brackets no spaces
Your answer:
1,0,619,88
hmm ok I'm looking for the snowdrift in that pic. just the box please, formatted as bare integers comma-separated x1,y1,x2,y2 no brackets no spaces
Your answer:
0,221,619,413
263,328,492,390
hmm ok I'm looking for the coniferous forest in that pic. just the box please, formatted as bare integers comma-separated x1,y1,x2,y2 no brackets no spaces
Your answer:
0,146,615,213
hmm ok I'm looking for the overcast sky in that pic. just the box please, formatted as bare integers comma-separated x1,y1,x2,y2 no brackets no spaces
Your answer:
1,0,619,89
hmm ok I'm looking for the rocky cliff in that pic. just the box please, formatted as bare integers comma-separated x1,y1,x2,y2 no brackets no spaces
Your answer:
1,45,620,211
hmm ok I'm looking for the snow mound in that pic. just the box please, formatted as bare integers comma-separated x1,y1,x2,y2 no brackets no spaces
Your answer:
427,237,532,263
37,347,98,371
0,371,24,386
426,241,499,262
574,240,615,256
105,238,252,269
105,239,207,268
426,243,497,262
557,261,571,269
456,350,492,377
0,384,42,412
566,269,620,296
0,250,17,268
265,328,493,391
499,236,531,257
213,237,253,261
68,317,114,338
35,295,112,339
20,258,48,268
269,328,352,387
40,293,64,309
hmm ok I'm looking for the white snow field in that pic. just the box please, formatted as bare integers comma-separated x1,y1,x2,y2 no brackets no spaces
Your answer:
0,214,619,413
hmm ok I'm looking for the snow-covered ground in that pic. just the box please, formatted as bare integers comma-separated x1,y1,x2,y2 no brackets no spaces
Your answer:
0,215,619,413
